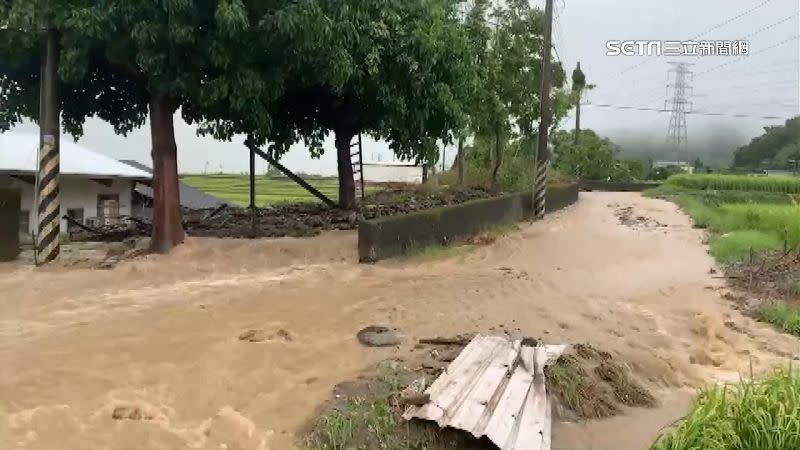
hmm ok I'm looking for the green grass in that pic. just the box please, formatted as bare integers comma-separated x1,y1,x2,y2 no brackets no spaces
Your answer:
646,184,796,206
306,363,485,450
758,303,800,336
651,369,800,450
180,174,343,206
666,173,800,193
710,230,783,263
657,192,800,262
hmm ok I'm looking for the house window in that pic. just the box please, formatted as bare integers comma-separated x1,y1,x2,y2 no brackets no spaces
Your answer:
97,194,120,225
19,210,30,233
66,208,84,232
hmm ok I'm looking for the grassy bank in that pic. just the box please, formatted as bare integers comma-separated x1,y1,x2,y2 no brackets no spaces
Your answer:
646,176,800,263
666,173,800,193
651,369,800,450
647,175,800,450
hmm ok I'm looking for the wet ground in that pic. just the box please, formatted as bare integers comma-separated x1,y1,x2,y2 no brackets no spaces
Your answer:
1,192,798,450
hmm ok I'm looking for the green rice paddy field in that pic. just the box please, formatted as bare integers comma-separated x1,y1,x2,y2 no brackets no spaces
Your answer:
180,174,343,206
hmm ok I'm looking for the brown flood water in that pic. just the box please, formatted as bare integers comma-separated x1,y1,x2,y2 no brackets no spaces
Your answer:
1,192,798,450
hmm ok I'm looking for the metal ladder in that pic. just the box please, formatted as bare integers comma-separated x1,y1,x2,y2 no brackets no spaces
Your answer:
350,133,365,202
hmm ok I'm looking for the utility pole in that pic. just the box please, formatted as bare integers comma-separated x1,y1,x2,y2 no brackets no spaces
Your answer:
572,62,586,145
665,62,694,163
246,141,257,237
36,28,61,265
248,144,256,210
533,0,554,219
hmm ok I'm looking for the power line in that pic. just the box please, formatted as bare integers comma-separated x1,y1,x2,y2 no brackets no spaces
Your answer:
691,0,775,40
740,12,800,40
581,103,790,120
694,80,799,93
615,0,777,76
695,34,800,76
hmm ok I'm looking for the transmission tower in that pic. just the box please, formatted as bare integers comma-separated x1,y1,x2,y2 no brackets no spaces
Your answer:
664,62,694,162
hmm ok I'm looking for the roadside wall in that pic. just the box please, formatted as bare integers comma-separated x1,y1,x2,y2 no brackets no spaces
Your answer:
0,187,21,261
358,184,578,262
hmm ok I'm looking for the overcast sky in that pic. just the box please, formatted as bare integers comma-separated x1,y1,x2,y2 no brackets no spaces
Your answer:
7,0,800,174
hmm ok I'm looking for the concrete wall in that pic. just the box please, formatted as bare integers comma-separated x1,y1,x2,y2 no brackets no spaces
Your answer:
358,184,579,262
363,163,423,184
0,187,20,261
0,175,134,236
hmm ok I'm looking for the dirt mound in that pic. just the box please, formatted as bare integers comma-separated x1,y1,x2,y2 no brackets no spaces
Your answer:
546,344,657,420
725,249,800,304
185,186,493,239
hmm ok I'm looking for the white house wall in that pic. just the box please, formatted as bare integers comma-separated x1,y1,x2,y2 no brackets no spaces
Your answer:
362,164,423,184
0,175,133,235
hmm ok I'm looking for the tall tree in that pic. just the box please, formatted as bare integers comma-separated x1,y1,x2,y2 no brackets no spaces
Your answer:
465,0,567,189
241,0,478,209
1,0,278,252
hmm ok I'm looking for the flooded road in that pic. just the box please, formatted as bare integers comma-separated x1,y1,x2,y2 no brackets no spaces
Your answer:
1,192,797,449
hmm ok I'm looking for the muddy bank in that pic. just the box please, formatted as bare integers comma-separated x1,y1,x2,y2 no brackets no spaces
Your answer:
1,192,798,450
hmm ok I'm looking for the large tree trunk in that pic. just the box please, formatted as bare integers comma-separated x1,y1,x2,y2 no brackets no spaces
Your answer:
455,137,466,186
149,94,184,253
489,122,503,190
334,130,357,210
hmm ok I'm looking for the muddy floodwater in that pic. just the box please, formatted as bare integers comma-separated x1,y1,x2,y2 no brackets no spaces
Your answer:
1,192,798,450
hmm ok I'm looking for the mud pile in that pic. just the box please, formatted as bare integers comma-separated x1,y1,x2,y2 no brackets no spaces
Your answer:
186,186,493,239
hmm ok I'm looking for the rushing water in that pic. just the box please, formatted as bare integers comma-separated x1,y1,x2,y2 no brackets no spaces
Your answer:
1,192,797,449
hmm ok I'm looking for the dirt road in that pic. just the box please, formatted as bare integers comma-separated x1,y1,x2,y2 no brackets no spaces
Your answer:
1,192,797,450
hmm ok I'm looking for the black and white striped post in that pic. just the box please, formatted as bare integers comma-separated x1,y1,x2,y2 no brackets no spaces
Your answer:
36,29,61,265
533,152,549,219
37,135,60,263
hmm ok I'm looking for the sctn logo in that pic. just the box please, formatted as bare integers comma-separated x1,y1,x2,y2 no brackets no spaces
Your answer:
606,41,662,56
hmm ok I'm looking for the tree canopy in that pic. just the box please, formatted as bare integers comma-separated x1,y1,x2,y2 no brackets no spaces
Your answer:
553,129,644,182
1,0,287,251
226,0,480,208
464,0,568,187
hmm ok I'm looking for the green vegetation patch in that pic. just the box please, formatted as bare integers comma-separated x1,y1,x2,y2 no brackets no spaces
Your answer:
710,230,783,263
651,369,800,450
648,184,800,261
180,174,344,206
304,364,491,450
757,302,800,336
666,173,800,193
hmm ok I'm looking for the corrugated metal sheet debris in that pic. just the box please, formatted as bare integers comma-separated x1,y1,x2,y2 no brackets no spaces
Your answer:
404,335,566,450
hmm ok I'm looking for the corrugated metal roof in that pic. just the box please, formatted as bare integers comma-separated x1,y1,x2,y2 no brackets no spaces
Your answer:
0,133,151,179
404,335,566,450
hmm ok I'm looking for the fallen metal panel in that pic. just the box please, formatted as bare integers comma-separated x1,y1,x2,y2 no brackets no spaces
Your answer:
404,335,566,450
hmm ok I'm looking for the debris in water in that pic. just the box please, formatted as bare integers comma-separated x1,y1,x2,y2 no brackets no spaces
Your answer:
238,329,267,343
356,326,402,347
111,405,154,421
404,334,567,450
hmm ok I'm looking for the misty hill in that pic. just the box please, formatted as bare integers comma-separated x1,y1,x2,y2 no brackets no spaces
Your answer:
605,125,749,169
